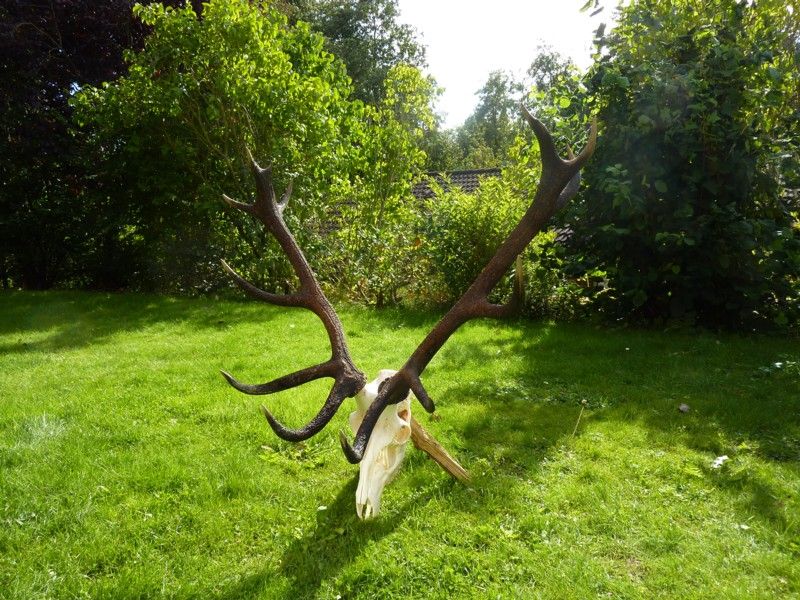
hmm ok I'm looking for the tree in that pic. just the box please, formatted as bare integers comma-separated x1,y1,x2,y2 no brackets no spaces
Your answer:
526,44,578,93
571,0,800,328
330,64,437,306
73,0,373,293
73,1,438,296
457,70,524,167
0,0,192,289
288,0,427,105
421,127,462,172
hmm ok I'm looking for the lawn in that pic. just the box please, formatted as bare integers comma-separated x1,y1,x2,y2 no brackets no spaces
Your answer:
1,290,798,599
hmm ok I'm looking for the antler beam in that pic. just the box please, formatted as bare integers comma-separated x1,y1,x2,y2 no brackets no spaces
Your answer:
340,108,597,463
220,154,366,442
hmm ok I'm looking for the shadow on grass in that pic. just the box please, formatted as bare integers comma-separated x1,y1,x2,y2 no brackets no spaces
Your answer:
474,321,794,454
213,475,415,599
423,320,799,529
0,290,279,353
5,291,798,540
0,290,448,357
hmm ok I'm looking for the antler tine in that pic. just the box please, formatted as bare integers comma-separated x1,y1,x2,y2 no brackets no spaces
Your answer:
220,360,337,395
339,108,597,462
221,152,366,444
220,259,306,307
407,375,435,412
277,180,293,215
566,118,598,171
261,377,361,442
340,415,375,463
520,103,562,174
555,171,582,212
222,193,254,214
520,104,598,176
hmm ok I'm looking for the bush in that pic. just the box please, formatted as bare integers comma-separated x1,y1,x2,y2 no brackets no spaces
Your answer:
570,0,800,329
520,231,597,321
422,175,592,317
72,0,369,294
422,177,521,301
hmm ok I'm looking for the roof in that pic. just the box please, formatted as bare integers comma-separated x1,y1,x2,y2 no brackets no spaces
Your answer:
411,168,502,200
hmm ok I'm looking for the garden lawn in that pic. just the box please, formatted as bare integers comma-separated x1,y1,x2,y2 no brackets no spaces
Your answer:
1,291,799,599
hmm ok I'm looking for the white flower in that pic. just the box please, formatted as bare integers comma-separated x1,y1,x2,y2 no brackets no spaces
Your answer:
711,455,729,469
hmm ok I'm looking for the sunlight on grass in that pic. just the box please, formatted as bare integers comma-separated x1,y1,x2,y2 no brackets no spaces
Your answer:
0,291,798,599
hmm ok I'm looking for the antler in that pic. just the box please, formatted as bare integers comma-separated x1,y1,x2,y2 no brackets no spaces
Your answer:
220,153,366,441
339,108,597,463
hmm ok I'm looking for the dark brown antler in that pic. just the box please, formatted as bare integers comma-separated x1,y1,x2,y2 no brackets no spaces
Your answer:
339,108,597,463
220,153,366,441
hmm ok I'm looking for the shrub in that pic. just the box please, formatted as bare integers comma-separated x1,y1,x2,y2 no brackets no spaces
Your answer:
421,175,592,317
422,177,522,301
73,0,374,294
570,0,800,328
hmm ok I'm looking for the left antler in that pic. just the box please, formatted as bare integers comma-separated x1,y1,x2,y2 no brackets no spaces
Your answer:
339,107,597,463
220,153,366,441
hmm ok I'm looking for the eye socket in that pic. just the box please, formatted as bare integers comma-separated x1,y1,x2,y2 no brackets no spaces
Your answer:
397,408,410,422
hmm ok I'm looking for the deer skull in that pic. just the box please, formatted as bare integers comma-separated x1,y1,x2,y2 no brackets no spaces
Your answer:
221,111,594,516
349,370,412,519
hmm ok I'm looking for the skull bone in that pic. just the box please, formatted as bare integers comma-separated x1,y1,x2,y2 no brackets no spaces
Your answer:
349,369,412,519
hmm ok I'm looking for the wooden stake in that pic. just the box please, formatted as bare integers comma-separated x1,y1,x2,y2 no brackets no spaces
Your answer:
410,416,471,484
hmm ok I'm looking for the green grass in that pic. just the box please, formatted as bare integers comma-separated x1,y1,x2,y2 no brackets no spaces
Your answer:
1,290,799,599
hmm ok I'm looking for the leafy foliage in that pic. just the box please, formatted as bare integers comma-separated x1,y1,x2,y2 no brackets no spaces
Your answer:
423,177,523,300
72,1,394,293
567,0,800,328
3,0,799,332
527,44,579,94
326,64,437,306
435,50,582,172
286,0,427,105
0,0,193,289
455,71,524,169
69,1,443,297
420,169,580,318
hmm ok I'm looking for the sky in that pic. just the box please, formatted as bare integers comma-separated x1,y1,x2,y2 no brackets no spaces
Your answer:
396,0,615,128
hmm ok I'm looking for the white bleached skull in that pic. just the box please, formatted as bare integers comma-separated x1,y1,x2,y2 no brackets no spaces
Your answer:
349,369,412,519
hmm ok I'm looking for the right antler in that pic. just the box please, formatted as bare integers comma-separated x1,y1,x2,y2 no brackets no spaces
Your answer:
220,153,366,441
339,107,597,463
222,109,596,467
